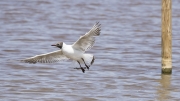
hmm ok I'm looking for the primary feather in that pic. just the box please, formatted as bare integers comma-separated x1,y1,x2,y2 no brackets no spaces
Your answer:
21,50,68,64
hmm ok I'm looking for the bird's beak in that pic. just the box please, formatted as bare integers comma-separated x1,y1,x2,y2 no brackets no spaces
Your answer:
51,44,56,46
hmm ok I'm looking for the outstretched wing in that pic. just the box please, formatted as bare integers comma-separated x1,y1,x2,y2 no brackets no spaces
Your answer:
21,50,69,64
72,22,101,51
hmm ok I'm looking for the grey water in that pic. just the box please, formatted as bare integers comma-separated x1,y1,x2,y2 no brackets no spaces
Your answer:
0,0,180,101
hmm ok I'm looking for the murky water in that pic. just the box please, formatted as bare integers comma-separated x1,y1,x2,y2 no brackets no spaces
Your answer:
0,0,180,100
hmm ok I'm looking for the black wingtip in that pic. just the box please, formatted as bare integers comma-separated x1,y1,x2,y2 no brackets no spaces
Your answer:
95,22,101,28
95,21,100,25
20,59,37,64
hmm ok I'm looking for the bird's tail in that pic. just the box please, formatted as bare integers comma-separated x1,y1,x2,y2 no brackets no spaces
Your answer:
72,54,95,69
82,54,95,66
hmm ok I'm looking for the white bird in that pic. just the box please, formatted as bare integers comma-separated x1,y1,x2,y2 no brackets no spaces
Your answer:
21,22,101,73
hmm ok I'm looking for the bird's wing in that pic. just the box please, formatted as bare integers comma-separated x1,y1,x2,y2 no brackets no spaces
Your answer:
21,50,69,64
72,22,101,51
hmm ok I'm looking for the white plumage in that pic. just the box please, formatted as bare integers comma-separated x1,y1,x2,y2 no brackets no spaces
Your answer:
21,22,101,73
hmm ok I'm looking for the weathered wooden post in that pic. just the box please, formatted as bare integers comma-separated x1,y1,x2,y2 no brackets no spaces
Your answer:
161,0,172,74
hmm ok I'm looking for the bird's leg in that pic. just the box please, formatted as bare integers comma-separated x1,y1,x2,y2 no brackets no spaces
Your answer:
77,61,85,73
81,58,89,70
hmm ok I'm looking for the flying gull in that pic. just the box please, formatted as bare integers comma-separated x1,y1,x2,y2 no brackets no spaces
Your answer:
21,22,101,73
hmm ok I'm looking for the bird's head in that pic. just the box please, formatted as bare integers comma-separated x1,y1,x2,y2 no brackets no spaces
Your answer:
51,42,63,49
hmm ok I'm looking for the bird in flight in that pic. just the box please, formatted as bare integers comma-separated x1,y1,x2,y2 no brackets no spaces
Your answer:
21,22,101,73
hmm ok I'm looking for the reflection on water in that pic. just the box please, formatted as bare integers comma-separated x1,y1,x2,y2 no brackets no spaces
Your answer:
0,0,180,100
157,74,171,100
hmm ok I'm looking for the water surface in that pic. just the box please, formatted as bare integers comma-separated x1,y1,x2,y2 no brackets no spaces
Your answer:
0,0,180,101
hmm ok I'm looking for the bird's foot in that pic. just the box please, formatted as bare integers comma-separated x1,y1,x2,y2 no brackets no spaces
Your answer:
74,67,86,73
74,67,86,69
85,64,90,70
81,67,85,73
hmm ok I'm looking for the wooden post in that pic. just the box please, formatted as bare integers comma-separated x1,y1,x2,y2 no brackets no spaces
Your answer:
161,0,172,74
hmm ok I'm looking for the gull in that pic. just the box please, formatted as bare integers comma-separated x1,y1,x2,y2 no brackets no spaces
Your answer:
21,22,101,73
